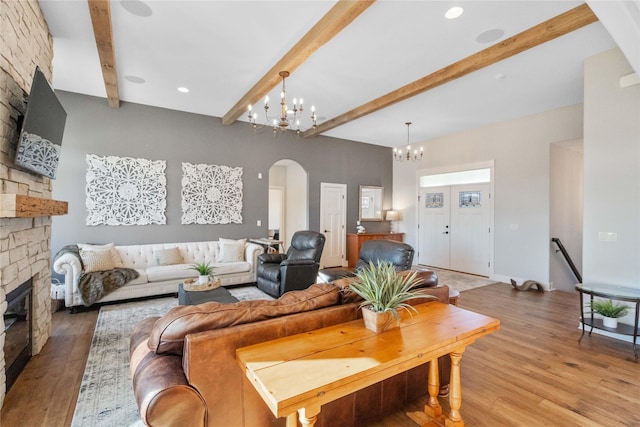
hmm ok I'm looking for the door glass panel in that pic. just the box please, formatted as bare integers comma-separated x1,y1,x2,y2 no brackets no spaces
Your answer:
425,193,444,208
459,191,481,208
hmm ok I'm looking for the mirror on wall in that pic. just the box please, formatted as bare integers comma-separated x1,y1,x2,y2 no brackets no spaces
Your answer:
359,186,384,221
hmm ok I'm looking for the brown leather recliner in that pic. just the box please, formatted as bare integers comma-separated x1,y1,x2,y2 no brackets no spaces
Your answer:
130,272,449,427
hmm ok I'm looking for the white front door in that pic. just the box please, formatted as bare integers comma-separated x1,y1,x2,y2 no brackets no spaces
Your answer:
418,184,491,276
450,184,491,276
418,186,451,268
320,183,346,268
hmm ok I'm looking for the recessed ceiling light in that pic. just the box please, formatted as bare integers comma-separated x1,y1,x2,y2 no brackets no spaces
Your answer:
476,28,505,44
445,6,464,19
177,87,189,93
121,0,153,17
124,75,145,84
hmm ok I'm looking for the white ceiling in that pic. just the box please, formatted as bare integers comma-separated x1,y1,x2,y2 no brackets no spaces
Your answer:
39,1,621,148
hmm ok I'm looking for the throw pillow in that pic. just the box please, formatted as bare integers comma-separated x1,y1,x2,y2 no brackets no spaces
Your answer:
79,249,116,273
78,242,124,268
155,247,184,266
217,241,245,263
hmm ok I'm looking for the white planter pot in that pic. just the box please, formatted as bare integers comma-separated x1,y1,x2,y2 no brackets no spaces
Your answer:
198,275,209,285
602,316,618,329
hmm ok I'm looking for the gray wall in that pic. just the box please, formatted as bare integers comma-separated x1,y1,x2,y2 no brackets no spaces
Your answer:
51,91,392,264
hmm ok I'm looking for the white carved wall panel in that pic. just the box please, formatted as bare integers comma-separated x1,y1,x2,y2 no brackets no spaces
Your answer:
181,162,243,224
85,154,167,226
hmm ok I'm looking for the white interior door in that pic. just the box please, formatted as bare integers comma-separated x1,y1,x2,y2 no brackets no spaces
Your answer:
450,184,491,276
268,186,285,241
418,187,451,268
320,183,346,268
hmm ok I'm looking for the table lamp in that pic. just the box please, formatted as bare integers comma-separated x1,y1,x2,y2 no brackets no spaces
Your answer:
386,210,400,233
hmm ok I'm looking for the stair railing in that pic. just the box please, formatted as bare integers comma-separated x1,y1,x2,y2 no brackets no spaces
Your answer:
551,237,582,283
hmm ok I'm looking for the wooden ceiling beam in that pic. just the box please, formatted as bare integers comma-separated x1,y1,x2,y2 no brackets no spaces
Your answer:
303,3,598,138
221,0,375,126
88,0,120,108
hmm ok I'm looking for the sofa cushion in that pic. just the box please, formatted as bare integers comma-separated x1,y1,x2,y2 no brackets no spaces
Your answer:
78,242,124,268
79,249,116,273
154,247,184,266
146,264,194,282
210,262,250,275
128,269,149,285
216,240,245,263
148,283,340,355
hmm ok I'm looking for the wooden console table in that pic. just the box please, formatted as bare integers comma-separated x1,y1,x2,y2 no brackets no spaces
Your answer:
576,283,640,359
347,232,403,267
237,302,500,427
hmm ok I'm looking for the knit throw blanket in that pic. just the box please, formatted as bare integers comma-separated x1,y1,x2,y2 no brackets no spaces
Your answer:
55,245,140,306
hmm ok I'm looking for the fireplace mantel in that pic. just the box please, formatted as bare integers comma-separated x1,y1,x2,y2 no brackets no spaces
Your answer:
0,194,68,218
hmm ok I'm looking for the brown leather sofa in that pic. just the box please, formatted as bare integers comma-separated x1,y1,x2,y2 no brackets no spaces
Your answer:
130,270,449,427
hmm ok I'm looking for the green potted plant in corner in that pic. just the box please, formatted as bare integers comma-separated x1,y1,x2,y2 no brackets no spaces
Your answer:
348,260,436,333
190,262,214,284
589,299,629,329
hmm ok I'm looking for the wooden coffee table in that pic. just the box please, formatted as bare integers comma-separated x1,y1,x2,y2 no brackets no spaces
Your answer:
237,301,500,427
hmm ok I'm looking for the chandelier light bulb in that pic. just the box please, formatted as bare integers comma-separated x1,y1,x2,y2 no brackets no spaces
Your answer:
248,104,252,112
264,95,269,104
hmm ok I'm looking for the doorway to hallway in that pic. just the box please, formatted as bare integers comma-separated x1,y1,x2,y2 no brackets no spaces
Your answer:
417,167,493,277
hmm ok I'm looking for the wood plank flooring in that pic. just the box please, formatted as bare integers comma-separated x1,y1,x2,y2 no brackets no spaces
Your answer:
2,283,639,426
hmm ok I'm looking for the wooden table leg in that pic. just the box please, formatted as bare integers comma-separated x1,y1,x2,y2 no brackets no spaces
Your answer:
424,358,443,419
298,405,320,427
286,413,298,427
446,347,466,427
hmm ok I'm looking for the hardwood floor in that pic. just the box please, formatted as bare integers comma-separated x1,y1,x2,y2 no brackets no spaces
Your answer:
2,284,639,426
1,307,99,426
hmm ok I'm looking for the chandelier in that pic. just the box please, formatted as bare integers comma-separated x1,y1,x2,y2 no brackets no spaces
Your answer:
393,122,423,162
248,71,317,135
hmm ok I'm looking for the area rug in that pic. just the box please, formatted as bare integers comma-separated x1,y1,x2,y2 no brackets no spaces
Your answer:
425,267,501,292
71,286,273,427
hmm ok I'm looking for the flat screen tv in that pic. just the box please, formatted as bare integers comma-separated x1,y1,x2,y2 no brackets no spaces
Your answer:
14,66,67,179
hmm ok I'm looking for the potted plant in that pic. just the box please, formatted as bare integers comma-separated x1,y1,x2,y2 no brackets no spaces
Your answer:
190,262,214,284
589,299,629,329
348,260,436,333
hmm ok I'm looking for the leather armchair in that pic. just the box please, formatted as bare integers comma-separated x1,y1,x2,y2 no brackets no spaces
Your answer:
356,239,414,271
256,230,325,298
318,239,416,283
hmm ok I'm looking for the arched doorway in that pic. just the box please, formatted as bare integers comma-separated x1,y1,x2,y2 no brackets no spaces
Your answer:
268,160,308,250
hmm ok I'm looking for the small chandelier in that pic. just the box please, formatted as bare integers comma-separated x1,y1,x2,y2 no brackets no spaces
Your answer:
248,71,317,136
393,122,423,162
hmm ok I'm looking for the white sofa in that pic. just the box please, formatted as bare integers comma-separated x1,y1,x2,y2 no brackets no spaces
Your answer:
53,240,264,309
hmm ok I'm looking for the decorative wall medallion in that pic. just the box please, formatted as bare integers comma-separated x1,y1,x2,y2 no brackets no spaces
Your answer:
181,162,243,224
459,191,481,208
85,154,167,226
15,131,61,178
425,193,444,208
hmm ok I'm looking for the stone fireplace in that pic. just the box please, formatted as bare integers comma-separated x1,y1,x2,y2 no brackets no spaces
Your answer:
0,0,62,409
3,278,33,393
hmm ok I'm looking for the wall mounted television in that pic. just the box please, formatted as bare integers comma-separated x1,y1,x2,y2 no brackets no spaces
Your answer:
14,66,67,179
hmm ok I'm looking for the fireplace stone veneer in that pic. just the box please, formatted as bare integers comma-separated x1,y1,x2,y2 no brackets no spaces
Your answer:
0,0,56,408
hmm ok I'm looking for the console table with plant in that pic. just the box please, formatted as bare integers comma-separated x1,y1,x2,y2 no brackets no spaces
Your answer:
576,283,640,359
